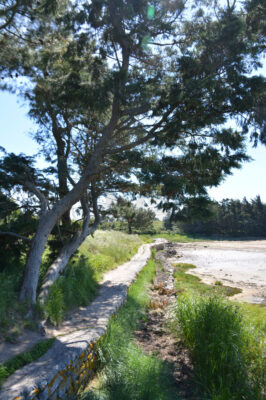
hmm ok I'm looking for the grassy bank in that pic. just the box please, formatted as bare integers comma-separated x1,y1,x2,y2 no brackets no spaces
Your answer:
173,263,242,297
79,230,143,280
44,230,144,325
170,263,265,400
0,230,144,334
80,256,177,400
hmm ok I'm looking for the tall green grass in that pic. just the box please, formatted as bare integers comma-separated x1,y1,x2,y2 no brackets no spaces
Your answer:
173,294,264,400
79,230,143,280
80,257,177,400
44,231,144,325
44,257,98,325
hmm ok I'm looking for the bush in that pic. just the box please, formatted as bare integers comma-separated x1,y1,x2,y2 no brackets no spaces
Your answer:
0,269,25,334
174,295,264,399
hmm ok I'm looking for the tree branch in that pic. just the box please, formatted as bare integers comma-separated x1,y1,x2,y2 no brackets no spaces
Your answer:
23,181,48,214
0,231,31,241
88,185,101,235
107,106,175,155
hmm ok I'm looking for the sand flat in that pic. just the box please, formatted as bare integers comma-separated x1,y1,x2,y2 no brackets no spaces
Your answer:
172,240,266,304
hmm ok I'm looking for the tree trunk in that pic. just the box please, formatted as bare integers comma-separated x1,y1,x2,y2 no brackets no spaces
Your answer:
19,83,123,305
19,216,55,304
38,196,100,304
58,155,71,226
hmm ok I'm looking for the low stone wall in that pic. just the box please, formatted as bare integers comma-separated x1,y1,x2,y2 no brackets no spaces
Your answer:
0,241,165,400
0,314,104,400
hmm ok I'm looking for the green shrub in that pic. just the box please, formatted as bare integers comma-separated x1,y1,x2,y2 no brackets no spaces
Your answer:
88,254,113,277
0,269,26,337
174,294,264,399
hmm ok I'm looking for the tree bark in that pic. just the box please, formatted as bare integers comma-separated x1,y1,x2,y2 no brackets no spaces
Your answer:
51,112,72,226
19,215,55,303
19,46,128,305
38,194,100,304
19,110,117,304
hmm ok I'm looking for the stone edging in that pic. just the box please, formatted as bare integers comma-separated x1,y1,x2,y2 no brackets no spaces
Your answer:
0,240,166,400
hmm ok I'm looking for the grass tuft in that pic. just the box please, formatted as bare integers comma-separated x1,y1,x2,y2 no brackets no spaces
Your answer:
173,294,264,400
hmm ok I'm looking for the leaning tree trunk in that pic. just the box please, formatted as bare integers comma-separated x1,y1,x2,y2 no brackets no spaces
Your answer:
38,195,100,304
19,166,97,304
19,215,57,304
19,91,123,305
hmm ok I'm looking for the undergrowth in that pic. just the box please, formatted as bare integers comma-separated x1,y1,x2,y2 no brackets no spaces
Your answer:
44,257,98,325
80,256,177,400
0,338,55,387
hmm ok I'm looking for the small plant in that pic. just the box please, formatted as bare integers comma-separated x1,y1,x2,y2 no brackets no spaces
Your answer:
215,280,222,286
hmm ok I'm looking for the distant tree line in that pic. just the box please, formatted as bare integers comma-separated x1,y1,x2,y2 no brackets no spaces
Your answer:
165,196,266,237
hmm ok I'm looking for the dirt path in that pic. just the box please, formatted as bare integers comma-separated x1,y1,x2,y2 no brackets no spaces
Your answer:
170,240,266,304
134,243,195,399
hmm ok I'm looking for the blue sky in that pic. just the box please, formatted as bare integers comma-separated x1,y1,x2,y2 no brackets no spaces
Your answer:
0,88,265,203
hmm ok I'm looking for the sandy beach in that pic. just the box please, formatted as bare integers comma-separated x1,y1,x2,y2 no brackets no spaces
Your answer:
172,240,266,304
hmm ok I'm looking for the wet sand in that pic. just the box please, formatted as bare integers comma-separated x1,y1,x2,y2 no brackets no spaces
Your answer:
173,240,266,304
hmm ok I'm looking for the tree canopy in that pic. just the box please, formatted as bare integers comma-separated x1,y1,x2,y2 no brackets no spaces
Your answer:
0,0,265,304
108,197,156,234
165,195,266,237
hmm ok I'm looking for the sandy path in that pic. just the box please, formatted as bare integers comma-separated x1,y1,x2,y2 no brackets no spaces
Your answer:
171,240,266,304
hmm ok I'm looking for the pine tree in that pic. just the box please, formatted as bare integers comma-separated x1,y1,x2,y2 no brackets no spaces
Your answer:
0,0,265,304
